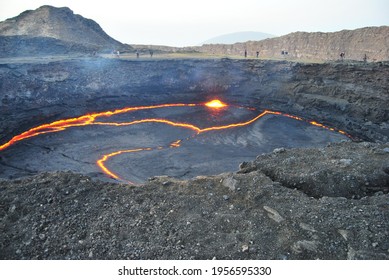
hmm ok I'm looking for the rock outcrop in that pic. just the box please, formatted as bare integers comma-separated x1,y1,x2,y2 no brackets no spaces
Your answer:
193,26,389,62
0,5,126,55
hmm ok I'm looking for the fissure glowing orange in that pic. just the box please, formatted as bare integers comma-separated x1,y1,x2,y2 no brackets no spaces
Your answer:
0,100,351,184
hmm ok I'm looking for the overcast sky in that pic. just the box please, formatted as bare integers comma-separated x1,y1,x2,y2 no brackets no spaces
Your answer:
0,0,388,46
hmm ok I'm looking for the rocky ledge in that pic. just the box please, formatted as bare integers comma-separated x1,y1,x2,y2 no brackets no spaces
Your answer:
1,141,388,260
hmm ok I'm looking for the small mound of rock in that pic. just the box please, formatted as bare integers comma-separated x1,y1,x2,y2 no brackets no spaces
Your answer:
241,142,389,198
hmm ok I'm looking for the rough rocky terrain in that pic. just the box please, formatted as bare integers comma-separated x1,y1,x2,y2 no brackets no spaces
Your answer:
0,6,388,260
1,141,388,260
0,35,99,58
0,57,388,260
192,26,389,62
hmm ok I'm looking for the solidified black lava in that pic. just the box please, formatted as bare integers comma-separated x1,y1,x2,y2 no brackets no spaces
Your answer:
0,102,349,183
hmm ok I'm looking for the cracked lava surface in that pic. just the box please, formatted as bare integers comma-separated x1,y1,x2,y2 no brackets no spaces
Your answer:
0,100,350,184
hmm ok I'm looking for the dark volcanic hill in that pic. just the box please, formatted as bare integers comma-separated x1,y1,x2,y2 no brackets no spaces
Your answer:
0,5,126,55
194,26,389,62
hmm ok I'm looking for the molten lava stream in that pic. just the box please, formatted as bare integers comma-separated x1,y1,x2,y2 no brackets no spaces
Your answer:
96,138,185,185
0,99,351,184
96,148,153,184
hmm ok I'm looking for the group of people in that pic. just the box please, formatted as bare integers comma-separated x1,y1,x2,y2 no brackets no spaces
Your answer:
112,50,155,58
135,50,154,58
243,49,369,62
113,49,369,62
244,49,261,58
244,50,289,58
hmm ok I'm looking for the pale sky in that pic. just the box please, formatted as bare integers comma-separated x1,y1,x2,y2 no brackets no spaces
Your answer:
0,0,388,47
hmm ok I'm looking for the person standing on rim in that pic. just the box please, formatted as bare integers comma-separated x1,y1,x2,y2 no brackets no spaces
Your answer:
244,49,247,58
340,52,345,61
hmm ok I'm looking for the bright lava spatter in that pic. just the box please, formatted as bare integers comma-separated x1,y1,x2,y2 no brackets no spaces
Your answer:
205,99,227,108
0,100,350,184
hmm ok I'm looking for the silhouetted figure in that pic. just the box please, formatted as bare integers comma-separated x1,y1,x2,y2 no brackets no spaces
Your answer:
363,53,367,63
150,50,154,57
256,51,259,58
244,49,247,58
136,50,139,58
340,52,345,61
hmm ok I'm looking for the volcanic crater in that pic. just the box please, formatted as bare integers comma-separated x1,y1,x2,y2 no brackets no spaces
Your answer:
1,57,388,260
0,57,388,192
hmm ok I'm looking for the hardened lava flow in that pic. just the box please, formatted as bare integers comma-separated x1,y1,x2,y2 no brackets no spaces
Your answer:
0,99,351,184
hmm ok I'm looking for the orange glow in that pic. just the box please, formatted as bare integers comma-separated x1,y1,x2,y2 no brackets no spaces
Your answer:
0,103,197,152
170,140,182,148
199,111,268,132
205,99,227,109
0,100,351,183
96,148,152,183
0,115,95,151
94,119,201,132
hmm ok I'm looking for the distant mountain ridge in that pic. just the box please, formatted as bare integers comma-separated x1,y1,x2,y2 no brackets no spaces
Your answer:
0,5,125,54
201,31,275,45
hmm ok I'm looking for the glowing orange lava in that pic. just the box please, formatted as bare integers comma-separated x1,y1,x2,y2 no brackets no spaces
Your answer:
96,148,152,182
0,100,351,184
170,140,182,148
205,99,227,109
0,103,196,152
